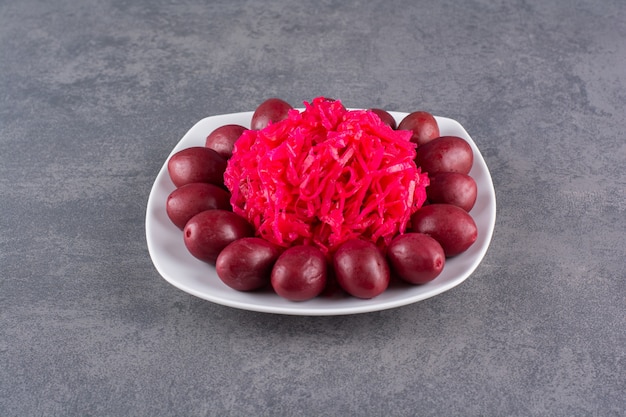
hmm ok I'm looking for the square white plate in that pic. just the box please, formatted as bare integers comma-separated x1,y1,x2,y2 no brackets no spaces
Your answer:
146,111,496,315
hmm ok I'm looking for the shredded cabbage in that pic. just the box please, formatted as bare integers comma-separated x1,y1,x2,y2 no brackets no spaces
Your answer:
224,97,429,254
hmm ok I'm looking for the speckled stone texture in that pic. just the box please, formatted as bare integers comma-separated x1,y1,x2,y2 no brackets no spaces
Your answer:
1,0,624,416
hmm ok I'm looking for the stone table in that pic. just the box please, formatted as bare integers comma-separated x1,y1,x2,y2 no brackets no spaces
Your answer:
1,0,624,415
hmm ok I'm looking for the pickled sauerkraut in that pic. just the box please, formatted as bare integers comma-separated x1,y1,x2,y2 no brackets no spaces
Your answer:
224,97,429,254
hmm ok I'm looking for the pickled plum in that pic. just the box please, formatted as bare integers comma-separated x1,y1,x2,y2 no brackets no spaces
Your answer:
205,124,247,159
426,172,477,212
333,239,390,299
216,237,282,291
271,245,327,301
398,111,440,145
369,108,397,129
415,136,473,175
166,183,232,229
387,233,445,284
167,147,227,188
251,98,293,130
410,204,477,257
183,210,254,263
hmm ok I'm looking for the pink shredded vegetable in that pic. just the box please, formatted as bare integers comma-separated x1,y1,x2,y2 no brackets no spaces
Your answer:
224,97,429,254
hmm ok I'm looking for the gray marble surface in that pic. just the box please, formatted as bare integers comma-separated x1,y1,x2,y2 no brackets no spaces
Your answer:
1,0,624,416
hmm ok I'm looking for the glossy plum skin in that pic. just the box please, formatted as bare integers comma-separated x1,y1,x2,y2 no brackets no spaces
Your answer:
409,204,477,257
167,147,227,188
398,111,440,145
415,136,473,175
333,239,390,299
216,237,282,291
166,183,232,229
369,108,397,129
251,98,293,130
271,245,327,301
387,233,445,284
183,209,254,263
426,172,477,212
205,124,247,159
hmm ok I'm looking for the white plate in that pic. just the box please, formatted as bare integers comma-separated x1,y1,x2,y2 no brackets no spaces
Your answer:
146,111,496,315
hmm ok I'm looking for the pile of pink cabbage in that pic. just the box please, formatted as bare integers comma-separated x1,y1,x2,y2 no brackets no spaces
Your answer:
224,97,429,255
